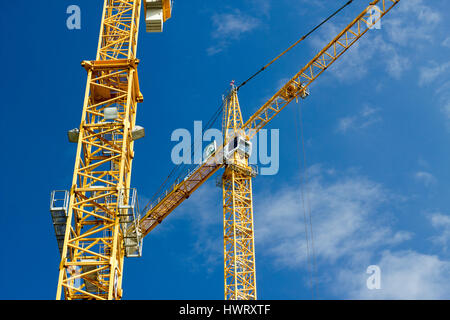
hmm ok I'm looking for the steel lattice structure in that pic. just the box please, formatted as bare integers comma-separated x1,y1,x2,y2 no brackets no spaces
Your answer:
56,0,144,300
222,91,257,300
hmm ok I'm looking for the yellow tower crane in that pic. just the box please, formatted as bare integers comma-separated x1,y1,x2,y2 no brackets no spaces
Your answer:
50,0,173,300
50,0,400,300
136,0,400,300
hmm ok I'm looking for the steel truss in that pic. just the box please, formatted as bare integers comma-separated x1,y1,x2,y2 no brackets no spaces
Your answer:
56,0,143,300
222,90,257,300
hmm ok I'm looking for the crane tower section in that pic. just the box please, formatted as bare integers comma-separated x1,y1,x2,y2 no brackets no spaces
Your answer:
53,0,172,300
221,88,257,300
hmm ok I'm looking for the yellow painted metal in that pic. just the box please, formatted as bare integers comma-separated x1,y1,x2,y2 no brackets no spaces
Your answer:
222,89,257,300
162,0,172,21
56,0,143,300
138,161,222,236
222,170,256,300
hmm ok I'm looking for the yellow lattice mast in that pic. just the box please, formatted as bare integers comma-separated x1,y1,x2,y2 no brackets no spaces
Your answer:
221,86,257,300
51,0,172,300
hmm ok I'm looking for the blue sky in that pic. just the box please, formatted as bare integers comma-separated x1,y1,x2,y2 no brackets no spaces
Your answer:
1,0,450,300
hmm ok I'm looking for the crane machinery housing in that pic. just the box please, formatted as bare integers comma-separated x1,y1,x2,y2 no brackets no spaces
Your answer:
50,0,401,300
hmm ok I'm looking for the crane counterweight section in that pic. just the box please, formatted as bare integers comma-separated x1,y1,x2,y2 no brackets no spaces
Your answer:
145,0,173,32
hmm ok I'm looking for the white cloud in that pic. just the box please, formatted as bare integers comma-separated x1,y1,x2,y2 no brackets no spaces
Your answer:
384,0,441,46
175,165,411,273
419,62,450,86
414,171,437,187
339,250,450,299
417,63,450,125
254,165,410,268
251,165,450,299
170,180,223,273
384,50,410,79
207,10,260,55
211,11,260,40
443,37,450,48
246,0,271,16
170,165,450,299
336,105,381,133
308,0,440,82
435,81,450,122
429,212,450,251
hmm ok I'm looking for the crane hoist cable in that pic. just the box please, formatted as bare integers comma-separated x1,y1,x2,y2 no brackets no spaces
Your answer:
236,0,355,91
142,97,225,213
294,104,318,299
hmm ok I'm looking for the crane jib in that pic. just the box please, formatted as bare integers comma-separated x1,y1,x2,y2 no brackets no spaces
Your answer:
243,0,400,140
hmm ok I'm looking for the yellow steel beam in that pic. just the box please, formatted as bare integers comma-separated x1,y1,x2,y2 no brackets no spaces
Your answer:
222,90,257,300
56,0,142,300
162,0,172,21
138,160,223,237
